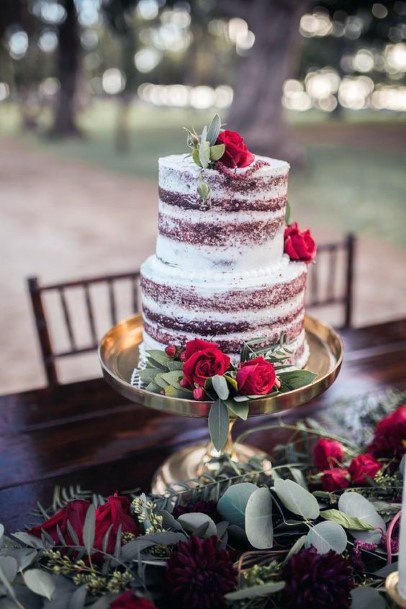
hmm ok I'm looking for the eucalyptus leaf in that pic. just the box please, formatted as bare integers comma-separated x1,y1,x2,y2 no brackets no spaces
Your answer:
192,148,201,167
209,143,225,161
23,569,56,600
153,374,168,389
245,487,273,549
278,370,318,391
0,557,17,583
199,129,210,168
321,509,375,531
145,381,163,393
212,375,229,400
163,385,194,399
146,350,172,369
177,513,217,538
274,479,320,520
373,561,398,577
285,200,291,225
225,581,285,601
82,504,96,556
306,521,347,554
227,400,249,421
208,399,229,452
68,585,87,609
159,371,183,386
350,587,386,609
138,368,158,383
12,532,44,549
284,535,306,563
217,483,258,528
0,524,4,546
207,114,221,145
338,492,386,544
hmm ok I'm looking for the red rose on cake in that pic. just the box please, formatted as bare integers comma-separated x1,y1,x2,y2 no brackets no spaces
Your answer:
181,339,230,388
284,223,316,263
236,356,277,396
216,130,254,168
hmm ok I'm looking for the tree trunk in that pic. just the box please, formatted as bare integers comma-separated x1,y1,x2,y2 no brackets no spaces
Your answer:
50,0,81,137
227,0,311,166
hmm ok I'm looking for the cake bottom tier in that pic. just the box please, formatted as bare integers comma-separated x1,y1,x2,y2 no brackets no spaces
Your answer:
140,255,309,368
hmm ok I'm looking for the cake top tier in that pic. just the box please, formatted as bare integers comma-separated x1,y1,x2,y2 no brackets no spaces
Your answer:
159,153,290,178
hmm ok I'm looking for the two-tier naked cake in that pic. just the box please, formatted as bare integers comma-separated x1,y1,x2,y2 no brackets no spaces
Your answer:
140,118,315,368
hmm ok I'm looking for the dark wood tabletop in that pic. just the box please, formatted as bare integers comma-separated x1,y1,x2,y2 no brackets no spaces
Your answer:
1,318,405,532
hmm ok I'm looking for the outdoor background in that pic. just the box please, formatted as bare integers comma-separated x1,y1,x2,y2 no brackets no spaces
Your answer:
0,0,405,393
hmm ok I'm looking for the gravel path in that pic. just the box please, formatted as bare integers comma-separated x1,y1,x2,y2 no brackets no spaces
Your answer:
1,137,405,393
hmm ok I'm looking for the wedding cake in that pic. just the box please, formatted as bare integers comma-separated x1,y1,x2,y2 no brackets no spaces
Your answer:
140,117,316,368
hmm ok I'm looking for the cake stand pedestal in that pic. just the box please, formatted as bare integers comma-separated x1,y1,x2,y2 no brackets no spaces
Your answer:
99,315,343,492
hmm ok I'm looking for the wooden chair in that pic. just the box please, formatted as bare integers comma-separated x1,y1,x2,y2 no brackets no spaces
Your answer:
27,270,140,387
306,233,356,329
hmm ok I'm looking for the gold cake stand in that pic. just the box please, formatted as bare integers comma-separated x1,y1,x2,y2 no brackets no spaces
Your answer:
99,315,343,492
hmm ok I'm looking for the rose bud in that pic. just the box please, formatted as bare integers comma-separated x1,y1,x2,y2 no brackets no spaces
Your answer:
179,377,190,388
274,377,281,390
348,453,381,485
313,438,345,471
193,387,206,401
321,468,350,492
165,345,177,358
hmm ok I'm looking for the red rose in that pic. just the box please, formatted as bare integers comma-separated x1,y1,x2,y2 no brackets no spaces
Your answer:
348,454,381,485
28,499,90,545
368,405,406,463
236,356,276,396
321,468,350,491
94,493,139,555
313,438,345,471
110,591,156,609
184,338,219,361
183,346,230,388
284,223,316,263
216,130,254,168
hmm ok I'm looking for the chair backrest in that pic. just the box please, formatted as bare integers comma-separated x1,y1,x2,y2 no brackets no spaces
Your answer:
27,270,140,387
306,233,356,329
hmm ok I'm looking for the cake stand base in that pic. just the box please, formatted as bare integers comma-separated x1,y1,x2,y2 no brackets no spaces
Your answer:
151,441,272,494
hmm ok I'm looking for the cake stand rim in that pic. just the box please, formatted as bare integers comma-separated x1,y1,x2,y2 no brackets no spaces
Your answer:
98,314,343,418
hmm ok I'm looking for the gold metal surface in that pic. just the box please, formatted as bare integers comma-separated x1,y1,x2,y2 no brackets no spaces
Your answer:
151,441,272,495
385,572,406,608
99,314,343,418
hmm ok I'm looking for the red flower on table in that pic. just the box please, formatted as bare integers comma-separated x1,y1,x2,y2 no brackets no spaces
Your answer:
284,222,316,263
94,492,139,555
348,453,381,485
368,405,406,464
321,468,350,492
236,356,276,396
182,340,230,388
28,499,90,545
110,591,156,609
313,438,345,471
216,130,254,168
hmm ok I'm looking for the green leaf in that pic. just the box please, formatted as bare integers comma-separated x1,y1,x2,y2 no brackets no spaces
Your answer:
306,521,347,555
245,487,273,549
192,147,201,167
207,113,222,145
199,128,210,168
224,374,238,393
145,381,162,393
23,569,56,600
160,371,183,387
83,504,96,556
212,375,229,400
208,399,229,451
146,350,172,369
197,181,211,202
227,399,249,421
163,385,194,399
177,513,217,538
225,581,285,601
217,483,258,528
0,557,17,583
350,587,386,609
139,368,159,383
338,492,386,544
321,509,375,531
278,370,318,391
12,532,44,549
210,143,225,161
284,535,307,563
166,360,183,371
285,200,291,225
153,374,168,389
68,585,87,609
274,479,320,520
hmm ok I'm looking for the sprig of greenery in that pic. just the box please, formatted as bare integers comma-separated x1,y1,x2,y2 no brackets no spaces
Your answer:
184,114,225,204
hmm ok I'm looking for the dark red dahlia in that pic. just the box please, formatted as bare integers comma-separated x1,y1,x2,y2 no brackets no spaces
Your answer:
165,535,237,609
172,500,218,521
282,547,355,609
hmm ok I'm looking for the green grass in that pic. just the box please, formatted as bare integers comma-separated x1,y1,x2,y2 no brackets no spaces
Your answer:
1,100,405,246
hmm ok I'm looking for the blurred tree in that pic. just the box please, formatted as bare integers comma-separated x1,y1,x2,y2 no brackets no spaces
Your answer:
50,0,81,136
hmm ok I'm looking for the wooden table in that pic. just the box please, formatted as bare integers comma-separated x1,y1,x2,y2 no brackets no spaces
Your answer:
1,319,405,532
